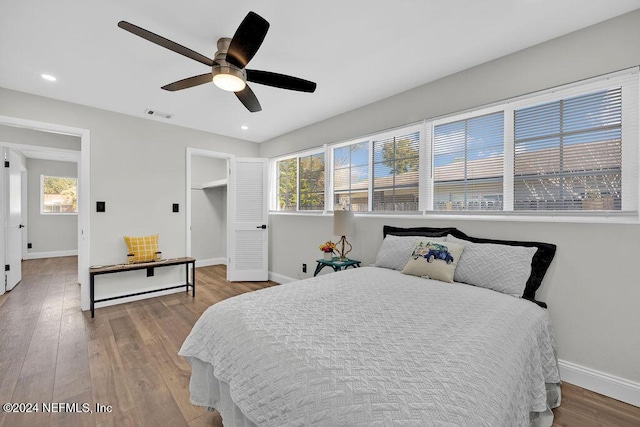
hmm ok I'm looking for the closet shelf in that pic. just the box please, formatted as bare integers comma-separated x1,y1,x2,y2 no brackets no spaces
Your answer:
201,178,228,189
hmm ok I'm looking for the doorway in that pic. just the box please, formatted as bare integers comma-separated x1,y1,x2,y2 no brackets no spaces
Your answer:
185,148,233,272
185,149,270,282
0,115,90,310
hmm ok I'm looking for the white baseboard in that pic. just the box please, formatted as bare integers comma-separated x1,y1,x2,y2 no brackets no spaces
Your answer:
195,257,226,268
268,272,296,284
94,282,189,309
25,250,78,260
559,359,640,407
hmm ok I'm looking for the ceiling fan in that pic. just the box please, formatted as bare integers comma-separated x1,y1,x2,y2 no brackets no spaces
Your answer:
118,11,316,112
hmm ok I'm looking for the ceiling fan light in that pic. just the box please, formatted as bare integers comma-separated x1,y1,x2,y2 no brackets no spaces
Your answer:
213,74,245,92
212,66,246,92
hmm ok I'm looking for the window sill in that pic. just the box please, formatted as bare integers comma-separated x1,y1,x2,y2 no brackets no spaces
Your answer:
41,212,78,216
420,212,640,225
269,210,640,224
270,211,326,217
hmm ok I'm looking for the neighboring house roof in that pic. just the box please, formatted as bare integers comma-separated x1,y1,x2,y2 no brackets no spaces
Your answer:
44,194,71,205
435,139,620,182
335,139,620,194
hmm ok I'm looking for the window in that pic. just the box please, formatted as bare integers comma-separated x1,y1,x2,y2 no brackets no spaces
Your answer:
331,125,422,212
433,112,504,211
372,131,420,211
270,68,639,220
514,88,622,211
429,70,637,215
274,150,325,211
333,141,369,211
298,152,325,210
275,158,297,211
41,175,77,214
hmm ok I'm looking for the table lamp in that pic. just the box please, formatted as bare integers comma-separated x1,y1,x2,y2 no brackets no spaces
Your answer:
333,210,355,261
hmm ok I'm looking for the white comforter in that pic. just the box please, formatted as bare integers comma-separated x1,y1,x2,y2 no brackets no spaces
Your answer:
179,267,560,426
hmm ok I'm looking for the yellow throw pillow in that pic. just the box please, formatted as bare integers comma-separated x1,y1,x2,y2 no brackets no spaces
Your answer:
124,234,159,263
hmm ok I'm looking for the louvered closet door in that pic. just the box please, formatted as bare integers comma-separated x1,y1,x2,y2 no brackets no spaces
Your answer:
227,158,269,281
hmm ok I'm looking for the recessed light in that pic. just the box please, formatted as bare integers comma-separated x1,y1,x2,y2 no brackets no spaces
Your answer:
241,125,249,130
41,74,57,82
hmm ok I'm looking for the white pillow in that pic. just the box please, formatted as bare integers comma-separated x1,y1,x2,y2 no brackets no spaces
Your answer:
446,234,537,297
374,235,424,271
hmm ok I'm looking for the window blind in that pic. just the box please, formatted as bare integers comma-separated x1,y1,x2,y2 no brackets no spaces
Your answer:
372,131,420,211
514,88,622,211
433,112,504,211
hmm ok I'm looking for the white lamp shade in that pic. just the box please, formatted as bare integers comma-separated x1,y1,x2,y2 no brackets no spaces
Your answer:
212,73,246,92
333,210,355,236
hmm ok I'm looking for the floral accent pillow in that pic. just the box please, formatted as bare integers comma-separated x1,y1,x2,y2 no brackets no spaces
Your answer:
401,239,465,283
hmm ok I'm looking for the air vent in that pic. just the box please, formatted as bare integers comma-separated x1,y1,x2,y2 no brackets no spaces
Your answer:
144,108,173,119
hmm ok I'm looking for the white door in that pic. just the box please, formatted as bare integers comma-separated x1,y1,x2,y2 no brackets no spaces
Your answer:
227,158,268,281
4,149,23,290
0,150,5,296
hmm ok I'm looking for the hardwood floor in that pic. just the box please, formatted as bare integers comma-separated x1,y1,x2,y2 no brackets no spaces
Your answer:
0,257,638,427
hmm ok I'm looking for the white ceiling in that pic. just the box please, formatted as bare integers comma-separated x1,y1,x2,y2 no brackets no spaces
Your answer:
2,1,640,143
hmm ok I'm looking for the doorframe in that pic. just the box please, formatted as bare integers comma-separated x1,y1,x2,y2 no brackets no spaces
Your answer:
20,167,27,261
185,147,234,269
0,115,90,311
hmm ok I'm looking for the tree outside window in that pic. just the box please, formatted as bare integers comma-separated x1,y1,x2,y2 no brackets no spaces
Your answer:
372,132,420,211
276,159,297,211
298,153,325,210
42,176,77,214
333,142,369,211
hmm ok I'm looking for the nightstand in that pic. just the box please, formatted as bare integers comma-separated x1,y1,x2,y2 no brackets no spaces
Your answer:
313,257,361,276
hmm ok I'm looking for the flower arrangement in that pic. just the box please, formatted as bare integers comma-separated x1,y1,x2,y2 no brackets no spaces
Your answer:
319,241,336,253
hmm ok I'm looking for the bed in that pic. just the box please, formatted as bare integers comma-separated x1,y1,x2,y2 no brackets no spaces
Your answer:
179,227,560,426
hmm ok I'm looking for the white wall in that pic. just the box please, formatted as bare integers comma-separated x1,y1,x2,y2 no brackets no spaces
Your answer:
0,88,259,301
192,155,227,184
191,156,227,262
12,150,26,167
25,158,78,255
0,125,80,151
260,9,640,389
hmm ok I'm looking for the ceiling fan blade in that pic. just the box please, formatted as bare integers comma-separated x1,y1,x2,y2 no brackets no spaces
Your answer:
118,21,214,67
226,12,270,69
246,69,316,93
161,73,213,91
235,85,262,112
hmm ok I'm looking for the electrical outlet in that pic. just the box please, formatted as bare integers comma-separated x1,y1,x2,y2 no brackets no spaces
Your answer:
27,243,32,249
302,263,307,273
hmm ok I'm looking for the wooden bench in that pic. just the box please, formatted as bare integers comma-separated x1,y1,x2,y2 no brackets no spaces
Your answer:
89,257,196,318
